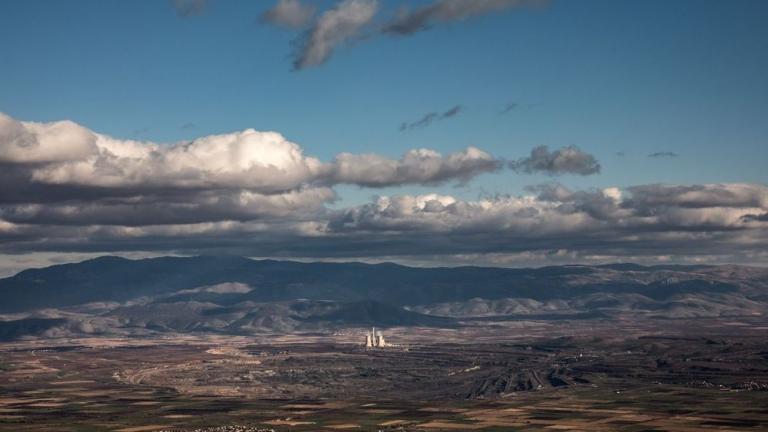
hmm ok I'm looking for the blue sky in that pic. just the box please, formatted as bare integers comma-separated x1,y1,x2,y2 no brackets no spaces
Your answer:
2,1,767,201
0,0,767,272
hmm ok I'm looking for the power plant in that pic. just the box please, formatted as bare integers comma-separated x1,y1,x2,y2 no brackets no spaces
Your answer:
364,327,386,348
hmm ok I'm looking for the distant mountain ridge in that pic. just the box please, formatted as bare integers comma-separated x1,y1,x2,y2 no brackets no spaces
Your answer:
2,255,764,314
0,256,766,339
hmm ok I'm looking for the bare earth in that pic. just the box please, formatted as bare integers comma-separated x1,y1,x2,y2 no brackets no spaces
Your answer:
1,316,767,431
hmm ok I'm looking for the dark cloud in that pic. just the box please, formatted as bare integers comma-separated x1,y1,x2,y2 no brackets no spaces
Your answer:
400,105,462,131
442,105,461,118
2,183,767,267
401,113,437,131
648,151,679,158
382,0,542,35
500,102,518,114
292,0,378,69
321,183,768,260
509,145,601,176
0,188,335,227
742,213,768,222
330,146,501,187
261,0,316,29
169,0,207,17
625,183,768,210
264,0,543,70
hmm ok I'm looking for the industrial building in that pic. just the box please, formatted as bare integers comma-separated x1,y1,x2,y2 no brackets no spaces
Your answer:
364,327,386,348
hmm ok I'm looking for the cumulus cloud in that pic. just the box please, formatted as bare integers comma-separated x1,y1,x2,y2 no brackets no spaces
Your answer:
325,183,768,260
0,113,325,194
383,0,541,35
509,145,601,176
400,105,462,131
648,151,679,158
330,146,501,187
261,0,316,29
169,0,207,17
0,113,97,163
0,113,499,195
293,0,378,69
0,113,500,228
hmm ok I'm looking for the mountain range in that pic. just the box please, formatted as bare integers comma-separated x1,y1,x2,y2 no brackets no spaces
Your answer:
0,256,766,340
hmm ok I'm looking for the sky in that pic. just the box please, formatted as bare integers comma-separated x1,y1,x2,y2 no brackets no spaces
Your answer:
0,0,767,275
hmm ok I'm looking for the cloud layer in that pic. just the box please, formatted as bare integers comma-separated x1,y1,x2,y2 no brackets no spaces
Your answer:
0,112,499,228
2,181,765,267
1,113,766,267
325,183,768,261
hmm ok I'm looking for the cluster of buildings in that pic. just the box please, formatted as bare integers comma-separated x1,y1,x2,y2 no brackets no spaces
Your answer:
364,327,386,348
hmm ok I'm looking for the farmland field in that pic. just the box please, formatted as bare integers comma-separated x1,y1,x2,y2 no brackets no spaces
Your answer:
1,316,767,431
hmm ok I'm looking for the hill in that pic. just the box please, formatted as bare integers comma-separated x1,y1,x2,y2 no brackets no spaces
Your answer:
0,256,766,339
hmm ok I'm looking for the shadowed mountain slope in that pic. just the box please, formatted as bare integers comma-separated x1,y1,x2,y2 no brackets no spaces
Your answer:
1,256,766,314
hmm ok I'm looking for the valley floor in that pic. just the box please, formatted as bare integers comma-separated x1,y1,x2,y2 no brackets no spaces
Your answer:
1,316,767,431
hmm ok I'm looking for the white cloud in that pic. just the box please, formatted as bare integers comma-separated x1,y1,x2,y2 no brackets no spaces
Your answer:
29,128,325,193
0,113,97,163
0,113,498,198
